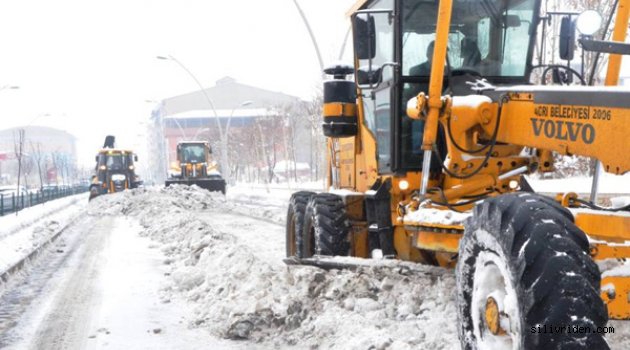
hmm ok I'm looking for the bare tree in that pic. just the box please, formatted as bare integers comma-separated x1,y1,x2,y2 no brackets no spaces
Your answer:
304,92,325,181
50,151,62,186
13,129,25,214
21,155,34,190
30,142,47,191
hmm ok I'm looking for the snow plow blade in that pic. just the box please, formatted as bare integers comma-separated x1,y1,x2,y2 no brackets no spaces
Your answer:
283,256,447,275
283,256,369,270
165,178,226,194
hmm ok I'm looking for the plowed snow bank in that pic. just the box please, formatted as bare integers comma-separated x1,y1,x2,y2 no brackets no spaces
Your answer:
88,186,459,349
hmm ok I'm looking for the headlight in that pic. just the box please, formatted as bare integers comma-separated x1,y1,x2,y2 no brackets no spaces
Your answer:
577,10,602,36
398,180,410,191
99,165,106,170
128,165,134,170
112,174,126,181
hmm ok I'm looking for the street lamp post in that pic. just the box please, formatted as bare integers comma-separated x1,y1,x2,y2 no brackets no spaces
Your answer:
222,100,253,183
290,0,325,78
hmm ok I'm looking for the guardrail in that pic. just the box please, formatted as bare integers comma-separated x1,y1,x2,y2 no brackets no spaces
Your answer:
0,186,89,216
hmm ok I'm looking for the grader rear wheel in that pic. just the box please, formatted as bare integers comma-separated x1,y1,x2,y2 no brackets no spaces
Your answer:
285,191,315,258
301,193,351,258
456,193,608,350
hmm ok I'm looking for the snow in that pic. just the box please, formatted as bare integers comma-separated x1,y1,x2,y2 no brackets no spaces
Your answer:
570,207,630,218
496,85,630,93
329,188,364,196
452,95,492,108
86,186,460,349
527,172,630,194
1,213,244,350
611,196,630,208
467,230,520,350
0,194,86,274
167,108,273,119
602,260,630,278
601,283,615,294
3,182,630,348
0,194,84,240
273,160,310,172
403,206,471,226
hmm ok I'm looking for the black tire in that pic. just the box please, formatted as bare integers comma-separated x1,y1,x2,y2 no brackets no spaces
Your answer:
456,192,608,350
286,191,316,258
88,186,100,201
302,193,351,257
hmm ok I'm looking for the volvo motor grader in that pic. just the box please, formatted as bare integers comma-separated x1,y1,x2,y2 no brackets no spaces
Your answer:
165,141,226,194
285,0,630,348
89,136,142,200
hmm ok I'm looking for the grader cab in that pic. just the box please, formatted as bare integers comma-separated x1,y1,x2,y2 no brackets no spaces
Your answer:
285,0,630,348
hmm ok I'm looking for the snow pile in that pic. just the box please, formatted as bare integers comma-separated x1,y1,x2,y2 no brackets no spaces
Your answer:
527,172,630,194
0,194,84,240
88,186,459,349
87,185,225,216
0,195,85,274
611,196,630,209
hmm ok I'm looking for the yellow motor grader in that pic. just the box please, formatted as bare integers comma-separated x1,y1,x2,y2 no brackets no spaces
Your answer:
285,0,630,348
165,141,226,194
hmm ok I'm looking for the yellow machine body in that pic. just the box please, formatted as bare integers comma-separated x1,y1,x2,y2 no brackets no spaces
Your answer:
315,0,630,320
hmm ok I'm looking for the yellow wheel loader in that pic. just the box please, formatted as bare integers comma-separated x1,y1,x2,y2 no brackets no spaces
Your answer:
89,135,142,200
285,0,630,348
165,141,226,194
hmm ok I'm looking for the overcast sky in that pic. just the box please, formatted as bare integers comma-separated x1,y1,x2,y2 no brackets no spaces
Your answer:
0,0,356,166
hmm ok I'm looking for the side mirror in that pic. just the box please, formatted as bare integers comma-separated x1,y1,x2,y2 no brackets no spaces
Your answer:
559,16,576,60
353,13,376,60
134,155,138,162
503,14,521,28
207,145,213,154
356,66,383,86
95,155,98,162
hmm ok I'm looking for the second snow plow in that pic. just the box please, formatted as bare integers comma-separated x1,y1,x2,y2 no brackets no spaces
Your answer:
89,135,142,200
165,141,226,194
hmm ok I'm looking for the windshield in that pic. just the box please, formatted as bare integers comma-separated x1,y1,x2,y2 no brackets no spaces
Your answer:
181,145,206,163
106,155,127,170
402,0,537,78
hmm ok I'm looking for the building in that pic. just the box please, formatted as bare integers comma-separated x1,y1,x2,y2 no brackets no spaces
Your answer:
0,126,78,187
148,77,318,184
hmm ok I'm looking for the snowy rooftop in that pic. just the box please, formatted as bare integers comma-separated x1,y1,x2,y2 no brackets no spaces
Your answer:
164,107,276,120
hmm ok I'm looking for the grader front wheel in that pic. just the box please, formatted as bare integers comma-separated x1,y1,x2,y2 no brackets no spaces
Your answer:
301,193,351,258
456,193,608,350
285,191,315,258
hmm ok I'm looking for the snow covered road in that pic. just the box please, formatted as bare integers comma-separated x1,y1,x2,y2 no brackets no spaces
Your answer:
0,185,629,349
0,208,248,349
